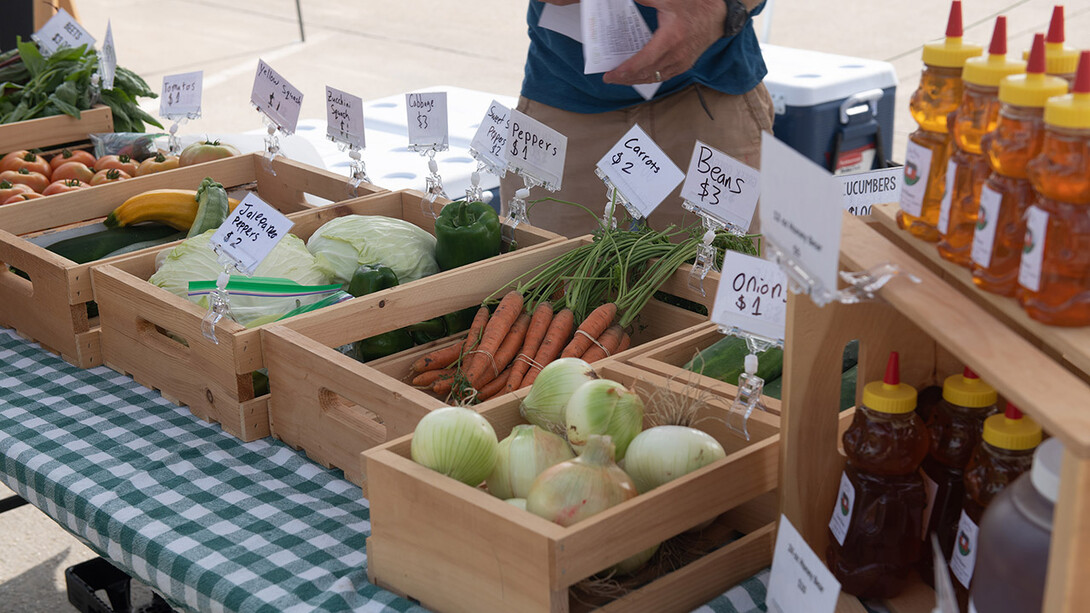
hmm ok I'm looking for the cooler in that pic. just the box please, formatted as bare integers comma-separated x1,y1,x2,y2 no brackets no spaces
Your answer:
761,44,898,174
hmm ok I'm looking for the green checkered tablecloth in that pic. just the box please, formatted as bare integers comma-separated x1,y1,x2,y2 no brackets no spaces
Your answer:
0,326,769,612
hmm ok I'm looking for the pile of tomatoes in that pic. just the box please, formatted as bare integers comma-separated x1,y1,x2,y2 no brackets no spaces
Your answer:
0,149,180,204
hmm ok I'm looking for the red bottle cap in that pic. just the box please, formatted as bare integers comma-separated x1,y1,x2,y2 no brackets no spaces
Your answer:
963,366,979,380
1005,402,1023,420
1028,33,1047,75
946,1,964,37
1076,51,1090,94
884,351,900,385
1047,6,1065,44
863,351,917,414
988,17,1007,55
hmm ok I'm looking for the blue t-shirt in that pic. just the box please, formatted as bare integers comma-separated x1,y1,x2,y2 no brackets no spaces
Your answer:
522,2,767,113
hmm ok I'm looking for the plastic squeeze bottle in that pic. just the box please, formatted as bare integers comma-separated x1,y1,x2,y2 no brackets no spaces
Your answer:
1026,6,1080,87
827,352,930,599
969,34,1068,296
898,1,982,242
1017,51,1090,326
918,368,999,585
969,437,1063,613
949,403,1042,605
937,17,1026,267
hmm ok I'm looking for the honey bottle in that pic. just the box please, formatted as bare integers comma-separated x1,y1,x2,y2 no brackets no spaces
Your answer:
1018,51,1090,325
918,368,999,586
1025,6,1080,87
827,352,930,599
898,1,982,242
949,403,1042,606
969,34,1068,296
937,17,1025,267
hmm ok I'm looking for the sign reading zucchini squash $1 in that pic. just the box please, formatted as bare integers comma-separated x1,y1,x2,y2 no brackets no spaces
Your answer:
711,250,787,343
506,109,567,191
326,86,365,149
596,123,684,219
250,59,303,134
210,193,294,276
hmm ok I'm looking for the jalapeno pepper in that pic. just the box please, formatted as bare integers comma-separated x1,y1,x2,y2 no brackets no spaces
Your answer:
434,200,502,271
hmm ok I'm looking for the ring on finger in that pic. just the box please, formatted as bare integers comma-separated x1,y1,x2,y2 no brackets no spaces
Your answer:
654,70,663,82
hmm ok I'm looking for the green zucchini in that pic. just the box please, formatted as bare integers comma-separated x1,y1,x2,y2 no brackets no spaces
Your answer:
101,231,186,259
46,224,182,264
683,335,784,384
187,178,230,238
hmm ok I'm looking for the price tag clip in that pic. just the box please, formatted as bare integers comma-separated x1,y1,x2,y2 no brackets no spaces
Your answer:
201,254,244,344
765,238,921,307
260,114,284,176
419,150,449,219
595,167,643,226
720,328,783,441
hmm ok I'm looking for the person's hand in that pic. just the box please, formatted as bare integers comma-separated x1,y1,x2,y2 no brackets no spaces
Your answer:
603,0,727,85
538,0,580,5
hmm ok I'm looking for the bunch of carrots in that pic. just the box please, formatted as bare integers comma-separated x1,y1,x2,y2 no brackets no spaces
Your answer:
409,291,629,402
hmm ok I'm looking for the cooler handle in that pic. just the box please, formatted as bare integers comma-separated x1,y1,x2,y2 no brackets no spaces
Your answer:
838,89,884,125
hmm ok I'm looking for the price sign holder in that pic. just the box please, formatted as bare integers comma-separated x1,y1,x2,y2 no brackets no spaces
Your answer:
593,124,684,231
468,100,511,181
504,110,567,240
160,71,204,155
406,93,450,218
201,194,294,343
326,86,370,196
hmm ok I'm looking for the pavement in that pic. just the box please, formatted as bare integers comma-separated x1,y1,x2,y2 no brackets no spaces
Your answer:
1,1,1087,611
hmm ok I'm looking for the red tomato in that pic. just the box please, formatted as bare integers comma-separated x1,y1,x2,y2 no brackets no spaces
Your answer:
49,148,97,171
0,180,33,201
52,161,95,184
93,155,139,176
42,179,90,195
90,168,132,185
0,151,51,178
0,168,50,193
3,192,43,204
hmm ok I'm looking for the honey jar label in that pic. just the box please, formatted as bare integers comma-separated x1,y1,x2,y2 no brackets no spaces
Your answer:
899,141,933,218
937,158,958,235
1018,206,1049,292
949,509,980,588
828,471,856,546
971,186,1003,268
920,468,940,540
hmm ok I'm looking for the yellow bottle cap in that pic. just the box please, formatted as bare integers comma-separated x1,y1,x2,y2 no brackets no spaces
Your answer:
1044,51,1090,129
983,404,1042,451
943,367,998,408
862,352,918,414
1022,7,1081,78
963,17,1025,87
922,2,982,68
1000,34,1069,107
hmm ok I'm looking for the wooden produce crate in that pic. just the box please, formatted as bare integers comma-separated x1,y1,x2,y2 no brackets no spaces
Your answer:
0,105,114,155
364,360,780,613
261,239,719,488
781,213,1090,612
0,153,363,368
90,190,560,441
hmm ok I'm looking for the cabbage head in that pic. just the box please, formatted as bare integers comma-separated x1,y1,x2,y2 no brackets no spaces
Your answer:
149,230,331,326
305,215,438,284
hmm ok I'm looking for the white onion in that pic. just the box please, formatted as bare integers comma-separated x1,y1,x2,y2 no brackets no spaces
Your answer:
565,379,644,460
411,405,498,486
487,424,574,499
505,498,527,510
526,435,636,526
520,358,597,433
623,425,726,493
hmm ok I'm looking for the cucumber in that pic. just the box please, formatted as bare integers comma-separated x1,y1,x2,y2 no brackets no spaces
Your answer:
764,376,782,400
760,365,855,411
683,335,784,384
101,231,186,259
187,178,230,238
46,224,182,264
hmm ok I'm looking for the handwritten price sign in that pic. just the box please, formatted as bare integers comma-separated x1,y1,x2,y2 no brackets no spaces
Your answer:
405,92,449,150
711,250,787,342
160,71,203,119
250,59,303,134
326,86,365,149
507,109,567,190
470,100,510,173
210,193,294,275
33,8,95,56
595,123,683,218
680,141,760,231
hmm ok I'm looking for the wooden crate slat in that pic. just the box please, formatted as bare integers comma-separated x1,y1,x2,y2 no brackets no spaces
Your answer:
0,105,113,154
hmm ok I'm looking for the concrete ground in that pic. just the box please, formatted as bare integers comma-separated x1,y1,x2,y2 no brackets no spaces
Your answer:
2,1,1086,611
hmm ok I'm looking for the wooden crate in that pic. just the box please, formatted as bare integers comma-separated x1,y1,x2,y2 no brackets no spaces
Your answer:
261,238,719,488
0,153,364,368
90,190,560,441
364,360,781,613
781,213,1090,612
0,105,114,154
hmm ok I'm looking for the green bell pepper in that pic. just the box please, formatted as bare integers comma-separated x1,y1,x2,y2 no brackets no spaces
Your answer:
407,317,448,345
434,200,502,271
347,264,399,297
442,306,477,335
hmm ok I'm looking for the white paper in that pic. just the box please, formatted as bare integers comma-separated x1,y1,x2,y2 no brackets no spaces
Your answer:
711,251,787,342
971,186,1002,268
250,60,303,134
768,515,842,613
838,166,901,217
33,8,95,56
406,92,449,151
582,0,652,74
682,141,760,230
827,471,855,547
596,124,683,218
507,109,567,191
210,193,294,276
326,86,365,150
469,100,510,172
98,21,116,91
920,468,939,540
899,140,933,218
759,133,845,298
160,71,203,119
1018,205,1049,292
949,510,980,588
937,158,958,234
